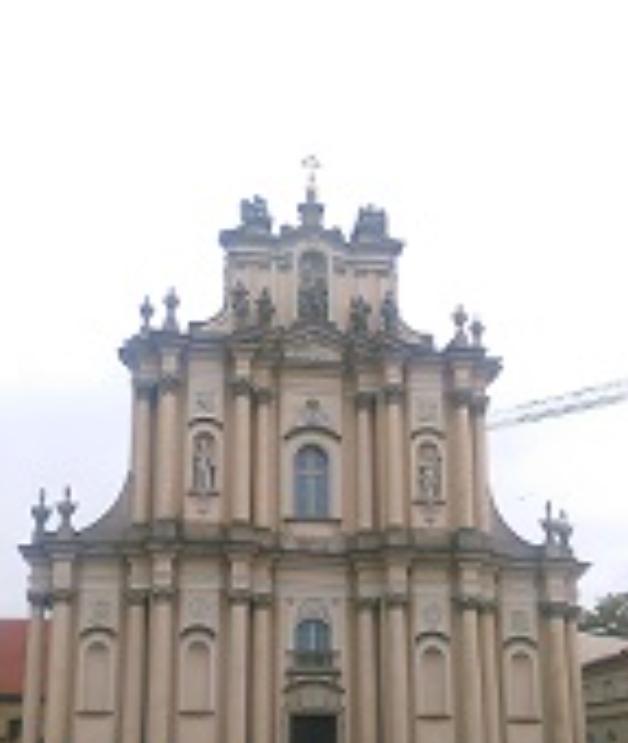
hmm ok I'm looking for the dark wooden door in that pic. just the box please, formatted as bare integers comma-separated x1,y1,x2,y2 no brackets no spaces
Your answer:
290,714,337,743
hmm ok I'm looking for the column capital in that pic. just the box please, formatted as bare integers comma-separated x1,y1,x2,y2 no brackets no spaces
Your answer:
384,592,409,608
50,588,75,605
355,390,377,409
231,376,254,398
252,592,274,608
151,586,176,602
449,387,474,408
469,392,490,415
255,386,274,405
133,376,157,399
126,588,150,606
355,596,380,611
453,593,485,612
26,590,49,610
228,588,252,605
539,600,574,619
158,372,182,394
382,384,405,405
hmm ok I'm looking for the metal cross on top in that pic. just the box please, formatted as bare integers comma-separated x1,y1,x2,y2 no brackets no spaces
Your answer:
301,154,321,192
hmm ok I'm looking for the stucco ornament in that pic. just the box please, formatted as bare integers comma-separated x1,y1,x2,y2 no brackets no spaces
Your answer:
239,194,272,233
192,434,216,493
231,280,250,327
349,295,371,335
256,287,275,328
380,290,399,334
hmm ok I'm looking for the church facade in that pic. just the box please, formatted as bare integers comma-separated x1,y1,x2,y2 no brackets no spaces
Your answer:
21,179,586,743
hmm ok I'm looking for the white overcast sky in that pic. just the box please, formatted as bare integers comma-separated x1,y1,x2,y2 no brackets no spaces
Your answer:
1,0,627,615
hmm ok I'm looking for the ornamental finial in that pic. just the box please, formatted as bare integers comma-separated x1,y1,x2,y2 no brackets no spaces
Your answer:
301,155,321,202
163,288,180,332
450,304,469,347
56,485,77,539
31,487,51,541
470,316,485,348
140,295,154,335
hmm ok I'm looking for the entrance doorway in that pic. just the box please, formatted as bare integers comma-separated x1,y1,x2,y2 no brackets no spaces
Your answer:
290,714,337,743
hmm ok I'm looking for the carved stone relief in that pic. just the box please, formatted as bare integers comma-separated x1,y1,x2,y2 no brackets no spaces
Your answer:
81,590,118,632
181,591,216,630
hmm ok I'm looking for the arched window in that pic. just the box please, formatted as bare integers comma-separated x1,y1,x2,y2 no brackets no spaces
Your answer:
294,445,329,518
418,644,448,715
181,638,212,712
298,251,328,322
295,618,331,653
82,639,112,712
509,650,536,718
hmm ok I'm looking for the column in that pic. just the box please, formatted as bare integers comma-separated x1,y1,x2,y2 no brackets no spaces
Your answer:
44,590,74,743
121,590,147,743
21,597,46,743
232,378,252,523
566,610,586,743
356,392,375,530
254,388,273,528
545,606,572,743
147,589,175,743
459,598,485,742
356,598,378,743
452,390,474,528
387,596,409,743
480,603,501,743
252,595,273,743
131,380,153,525
227,596,250,743
384,385,405,528
155,373,180,522
471,393,491,532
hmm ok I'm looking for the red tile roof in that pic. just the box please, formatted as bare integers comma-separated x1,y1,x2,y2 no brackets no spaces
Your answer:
0,620,28,696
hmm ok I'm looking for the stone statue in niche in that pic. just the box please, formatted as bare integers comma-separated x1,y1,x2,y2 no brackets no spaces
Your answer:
193,434,217,493
231,280,250,327
349,296,371,334
380,290,399,334
256,287,275,327
417,442,442,502
239,195,272,233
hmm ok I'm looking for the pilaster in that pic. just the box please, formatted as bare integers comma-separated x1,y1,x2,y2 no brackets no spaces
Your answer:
44,583,75,743
450,387,475,528
254,386,273,528
355,390,376,530
231,371,253,523
21,593,47,743
155,351,182,522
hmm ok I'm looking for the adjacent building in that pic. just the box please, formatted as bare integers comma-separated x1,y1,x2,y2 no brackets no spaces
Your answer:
20,177,587,743
580,633,628,743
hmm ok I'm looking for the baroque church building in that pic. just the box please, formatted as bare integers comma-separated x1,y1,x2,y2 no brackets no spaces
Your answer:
21,178,586,743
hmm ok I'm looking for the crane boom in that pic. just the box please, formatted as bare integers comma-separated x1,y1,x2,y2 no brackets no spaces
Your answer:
488,378,628,430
